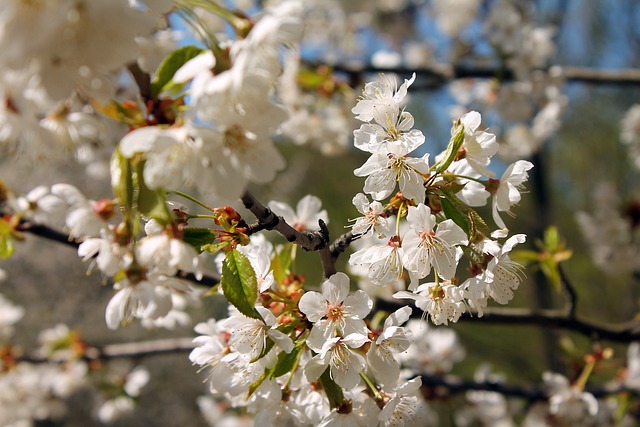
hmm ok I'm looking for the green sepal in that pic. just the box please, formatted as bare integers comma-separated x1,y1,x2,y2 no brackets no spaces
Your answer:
220,250,260,319
247,370,269,398
433,119,465,173
151,46,204,97
201,241,231,254
182,228,218,253
0,217,14,259
110,149,134,214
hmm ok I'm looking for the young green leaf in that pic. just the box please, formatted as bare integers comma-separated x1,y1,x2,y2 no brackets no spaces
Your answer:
221,250,260,319
151,46,204,97
0,218,14,259
183,228,218,253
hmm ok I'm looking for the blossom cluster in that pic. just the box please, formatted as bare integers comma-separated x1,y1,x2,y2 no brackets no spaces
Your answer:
346,74,533,324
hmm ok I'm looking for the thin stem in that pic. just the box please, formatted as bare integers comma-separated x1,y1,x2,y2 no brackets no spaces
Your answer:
360,372,384,401
168,190,216,212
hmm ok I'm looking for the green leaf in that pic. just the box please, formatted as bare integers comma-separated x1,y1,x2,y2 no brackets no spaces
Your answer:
439,187,491,242
0,218,14,259
151,46,204,97
270,344,302,378
221,250,260,319
134,160,171,225
320,366,345,409
183,228,218,252
434,120,465,173
440,197,470,235
271,242,294,284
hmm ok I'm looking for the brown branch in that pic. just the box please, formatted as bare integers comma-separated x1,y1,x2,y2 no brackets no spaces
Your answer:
421,372,630,401
127,62,153,102
18,336,634,402
317,61,640,88
19,337,196,364
375,299,640,343
6,213,221,286
10,211,640,343
240,190,327,251
559,264,578,319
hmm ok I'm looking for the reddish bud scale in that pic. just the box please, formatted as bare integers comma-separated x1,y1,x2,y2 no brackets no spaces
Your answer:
92,199,116,221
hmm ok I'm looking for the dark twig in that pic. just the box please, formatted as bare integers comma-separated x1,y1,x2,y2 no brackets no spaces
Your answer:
127,62,153,102
12,212,640,342
19,336,633,402
316,61,640,89
317,219,335,278
15,220,80,249
240,190,327,251
376,298,640,343
559,265,578,319
421,372,630,401
19,337,196,364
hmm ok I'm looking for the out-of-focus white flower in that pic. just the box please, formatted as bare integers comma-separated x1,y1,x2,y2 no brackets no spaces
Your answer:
136,29,180,74
399,320,466,374
432,0,480,37
268,194,328,231
15,185,68,227
0,293,24,341
621,104,640,170
624,342,640,391
542,372,598,423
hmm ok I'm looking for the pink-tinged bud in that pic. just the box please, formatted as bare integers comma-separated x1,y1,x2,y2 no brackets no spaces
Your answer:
92,199,116,221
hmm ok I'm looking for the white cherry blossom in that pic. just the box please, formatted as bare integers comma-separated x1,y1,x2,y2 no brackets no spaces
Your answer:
0,293,24,341
298,272,372,341
394,281,467,325
350,193,389,238
484,234,526,304
222,306,293,359
459,111,499,178
378,377,426,427
354,142,430,202
367,306,413,387
349,233,405,286
491,160,534,230
305,333,369,390
402,203,468,280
